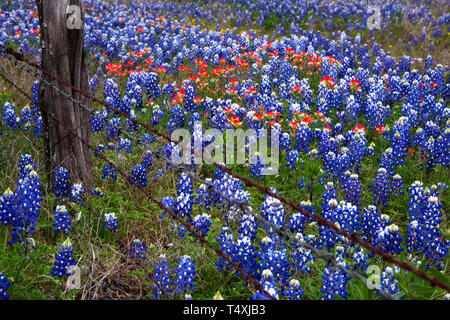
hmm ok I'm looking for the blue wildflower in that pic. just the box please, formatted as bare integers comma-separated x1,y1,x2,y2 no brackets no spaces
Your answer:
130,165,148,187
51,238,76,279
130,239,147,260
0,272,11,300
70,183,85,205
104,212,118,233
152,255,172,300
53,167,70,199
174,255,196,295
53,205,72,234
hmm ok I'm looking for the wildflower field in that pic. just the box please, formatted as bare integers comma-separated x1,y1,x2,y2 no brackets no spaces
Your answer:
0,0,449,301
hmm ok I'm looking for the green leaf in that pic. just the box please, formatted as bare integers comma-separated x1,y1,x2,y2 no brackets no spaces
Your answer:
409,282,435,299
428,268,450,287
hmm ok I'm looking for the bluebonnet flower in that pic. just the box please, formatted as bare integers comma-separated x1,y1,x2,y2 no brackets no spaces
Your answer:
377,224,403,255
106,117,121,140
391,174,404,196
407,195,449,266
174,255,196,295
70,183,85,205
291,233,315,273
130,239,147,260
320,200,359,251
19,164,33,180
334,201,360,234
421,27,427,42
53,205,72,234
212,173,250,218
252,269,279,300
0,272,11,300
160,196,176,222
407,181,427,221
101,163,117,180
322,149,352,180
249,153,267,181
151,105,165,127
424,55,433,70
130,165,148,187
297,177,306,189
91,111,105,132
166,105,185,134
91,187,104,198
351,246,369,271
33,115,43,139
191,213,211,237
153,169,165,182
175,173,194,237
216,226,235,272
388,129,410,168
195,182,212,210
371,168,392,209
259,194,285,239
117,138,132,154
53,167,70,199
288,209,310,234
18,154,33,178
141,150,153,170
342,171,362,207
238,214,258,241
2,102,19,130
104,212,118,233
285,150,300,170
318,130,338,159
294,122,312,153
0,188,15,226
359,205,382,242
260,235,278,252
11,170,42,245
279,132,292,154
379,267,399,296
321,247,350,300
145,72,160,99
141,133,156,145
282,279,304,300
152,255,172,300
127,110,140,132
51,238,76,279
232,235,258,277
94,144,106,157
321,182,337,212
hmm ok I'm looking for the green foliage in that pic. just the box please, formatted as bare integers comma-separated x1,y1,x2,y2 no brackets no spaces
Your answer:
0,242,68,299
